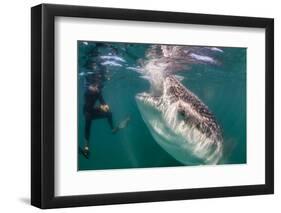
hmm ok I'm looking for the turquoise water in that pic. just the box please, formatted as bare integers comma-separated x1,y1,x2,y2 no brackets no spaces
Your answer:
78,42,246,170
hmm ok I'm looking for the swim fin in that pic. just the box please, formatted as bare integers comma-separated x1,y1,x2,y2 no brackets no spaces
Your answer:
112,116,131,133
118,116,131,129
79,146,90,159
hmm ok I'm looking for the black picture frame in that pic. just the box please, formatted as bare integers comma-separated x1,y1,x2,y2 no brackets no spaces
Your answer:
31,3,274,209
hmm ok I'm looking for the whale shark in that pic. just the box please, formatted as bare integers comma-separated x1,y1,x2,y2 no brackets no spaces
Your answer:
136,75,223,165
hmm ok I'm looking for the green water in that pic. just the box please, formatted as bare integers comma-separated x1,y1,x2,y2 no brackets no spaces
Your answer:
78,42,246,171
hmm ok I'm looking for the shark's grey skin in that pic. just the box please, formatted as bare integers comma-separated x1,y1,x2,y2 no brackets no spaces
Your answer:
136,75,223,165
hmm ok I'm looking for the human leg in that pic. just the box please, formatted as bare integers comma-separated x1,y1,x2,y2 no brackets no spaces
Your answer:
92,108,114,130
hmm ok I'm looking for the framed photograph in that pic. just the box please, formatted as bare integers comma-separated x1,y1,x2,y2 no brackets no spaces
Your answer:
31,4,274,209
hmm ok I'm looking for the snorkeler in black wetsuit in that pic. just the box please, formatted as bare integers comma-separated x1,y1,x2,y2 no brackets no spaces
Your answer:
82,80,119,157
81,43,133,158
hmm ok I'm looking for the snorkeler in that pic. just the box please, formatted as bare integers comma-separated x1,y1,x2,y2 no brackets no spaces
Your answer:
82,80,120,158
80,43,131,158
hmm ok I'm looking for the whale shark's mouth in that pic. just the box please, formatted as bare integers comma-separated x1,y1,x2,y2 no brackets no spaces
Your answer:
136,93,161,108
